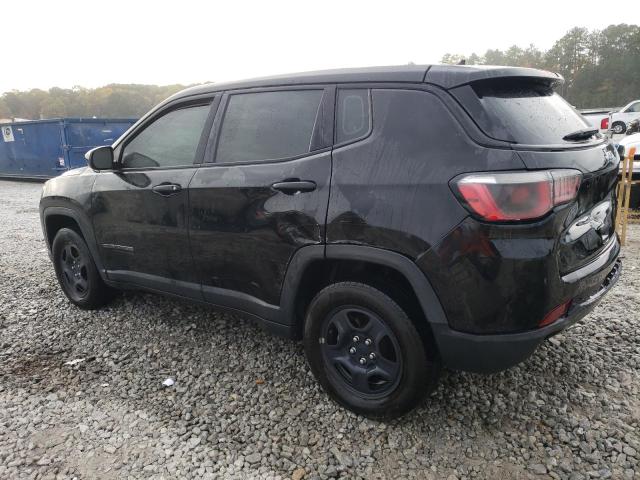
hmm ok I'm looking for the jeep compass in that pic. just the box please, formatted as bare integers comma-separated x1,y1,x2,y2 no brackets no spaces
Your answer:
40,65,622,418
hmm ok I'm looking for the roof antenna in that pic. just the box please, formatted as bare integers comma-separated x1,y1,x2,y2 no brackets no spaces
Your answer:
457,59,466,65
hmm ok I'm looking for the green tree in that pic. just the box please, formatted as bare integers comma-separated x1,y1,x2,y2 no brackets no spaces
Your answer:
41,98,67,118
0,98,11,118
483,49,506,65
441,53,466,65
0,83,190,120
467,53,482,65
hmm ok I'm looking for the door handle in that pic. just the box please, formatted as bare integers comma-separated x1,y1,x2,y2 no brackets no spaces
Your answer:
152,183,182,196
271,180,317,194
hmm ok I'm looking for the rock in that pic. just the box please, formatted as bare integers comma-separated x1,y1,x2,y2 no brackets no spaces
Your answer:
330,447,353,467
292,467,306,480
622,446,636,457
324,465,338,478
530,464,548,475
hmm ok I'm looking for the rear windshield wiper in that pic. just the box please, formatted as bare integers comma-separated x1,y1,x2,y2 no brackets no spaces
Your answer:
563,128,599,141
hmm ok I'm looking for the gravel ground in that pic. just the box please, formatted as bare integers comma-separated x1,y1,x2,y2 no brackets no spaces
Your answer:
0,179,638,480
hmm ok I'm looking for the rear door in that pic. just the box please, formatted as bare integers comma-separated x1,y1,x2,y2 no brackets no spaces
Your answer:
92,97,217,297
189,86,334,308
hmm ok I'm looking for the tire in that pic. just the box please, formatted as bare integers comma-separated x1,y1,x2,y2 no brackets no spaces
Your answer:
303,282,440,419
51,228,115,309
611,121,626,135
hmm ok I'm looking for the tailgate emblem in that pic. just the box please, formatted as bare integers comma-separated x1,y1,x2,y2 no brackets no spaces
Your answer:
564,200,611,243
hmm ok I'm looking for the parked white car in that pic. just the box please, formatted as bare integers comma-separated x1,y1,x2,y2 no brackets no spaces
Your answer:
580,109,611,130
618,133,640,177
609,100,640,134
619,132,640,154
617,133,640,208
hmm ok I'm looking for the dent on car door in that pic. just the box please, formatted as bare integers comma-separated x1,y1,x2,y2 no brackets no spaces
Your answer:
91,99,217,296
189,87,334,311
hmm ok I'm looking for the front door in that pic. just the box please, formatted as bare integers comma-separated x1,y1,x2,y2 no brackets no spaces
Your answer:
92,100,214,297
189,87,334,310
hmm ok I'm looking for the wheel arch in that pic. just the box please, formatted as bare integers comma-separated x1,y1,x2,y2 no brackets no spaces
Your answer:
41,205,106,277
44,214,83,246
280,245,449,350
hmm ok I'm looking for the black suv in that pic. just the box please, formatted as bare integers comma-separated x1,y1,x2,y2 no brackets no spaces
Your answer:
40,65,622,418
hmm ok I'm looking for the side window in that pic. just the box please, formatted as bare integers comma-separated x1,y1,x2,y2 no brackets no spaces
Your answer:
336,89,371,144
628,102,640,113
121,104,210,168
216,90,323,163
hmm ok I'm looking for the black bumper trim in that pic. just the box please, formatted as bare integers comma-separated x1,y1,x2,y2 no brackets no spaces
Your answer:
433,257,622,373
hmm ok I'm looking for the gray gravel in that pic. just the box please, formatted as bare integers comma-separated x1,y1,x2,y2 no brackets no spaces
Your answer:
0,179,639,480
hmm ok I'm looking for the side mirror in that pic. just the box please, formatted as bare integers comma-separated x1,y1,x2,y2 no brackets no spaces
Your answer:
85,146,114,170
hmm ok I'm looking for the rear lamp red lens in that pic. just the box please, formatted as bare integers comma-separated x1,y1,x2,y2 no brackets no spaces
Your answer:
552,170,582,204
454,170,581,222
600,118,609,130
539,300,572,328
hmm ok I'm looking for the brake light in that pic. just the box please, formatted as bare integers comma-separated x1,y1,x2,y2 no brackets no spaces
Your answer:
453,170,581,221
539,300,572,327
600,118,609,130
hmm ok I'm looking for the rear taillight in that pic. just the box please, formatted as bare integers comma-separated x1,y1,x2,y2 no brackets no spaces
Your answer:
539,300,572,328
453,170,581,222
600,118,609,130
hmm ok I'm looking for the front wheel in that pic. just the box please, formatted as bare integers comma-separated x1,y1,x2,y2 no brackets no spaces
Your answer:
303,282,440,418
51,228,116,309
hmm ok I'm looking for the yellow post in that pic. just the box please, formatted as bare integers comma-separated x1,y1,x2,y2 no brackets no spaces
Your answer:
620,147,636,246
616,147,636,246
615,150,629,239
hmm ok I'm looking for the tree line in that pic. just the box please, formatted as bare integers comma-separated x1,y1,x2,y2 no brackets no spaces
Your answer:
442,23,640,109
0,84,188,120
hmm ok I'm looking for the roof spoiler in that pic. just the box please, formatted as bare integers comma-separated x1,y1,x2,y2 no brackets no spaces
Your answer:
425,65,564,90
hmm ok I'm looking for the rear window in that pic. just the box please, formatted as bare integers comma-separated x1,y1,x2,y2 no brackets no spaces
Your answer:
456,80,591,145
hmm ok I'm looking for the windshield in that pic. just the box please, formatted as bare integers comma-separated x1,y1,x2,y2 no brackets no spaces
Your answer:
460,79,593,145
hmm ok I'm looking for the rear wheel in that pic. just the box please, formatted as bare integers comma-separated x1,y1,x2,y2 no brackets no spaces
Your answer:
303,282,440,418
52,228,115,309
611,121,626,135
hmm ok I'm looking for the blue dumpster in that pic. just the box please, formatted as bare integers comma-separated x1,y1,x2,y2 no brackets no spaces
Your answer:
0,118,136,180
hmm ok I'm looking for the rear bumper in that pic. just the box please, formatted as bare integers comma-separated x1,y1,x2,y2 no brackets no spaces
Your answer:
432,255,621,373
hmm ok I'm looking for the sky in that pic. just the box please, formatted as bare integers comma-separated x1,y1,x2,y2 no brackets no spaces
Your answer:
1,0,636,94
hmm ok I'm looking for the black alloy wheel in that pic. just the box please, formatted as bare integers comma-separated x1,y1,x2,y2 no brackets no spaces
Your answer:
51,228,116,309
304,282,440,418
321,306,402,398
59,243,90,301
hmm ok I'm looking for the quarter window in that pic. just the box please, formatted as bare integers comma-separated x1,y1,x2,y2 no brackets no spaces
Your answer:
121,104,210,168
336,89,370,144
216,90,324,163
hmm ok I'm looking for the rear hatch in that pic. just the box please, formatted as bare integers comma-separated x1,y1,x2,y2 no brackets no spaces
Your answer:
451,77,620,275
